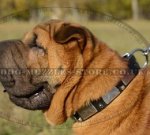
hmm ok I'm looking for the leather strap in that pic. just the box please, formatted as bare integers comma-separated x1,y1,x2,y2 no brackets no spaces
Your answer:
72,54,140,122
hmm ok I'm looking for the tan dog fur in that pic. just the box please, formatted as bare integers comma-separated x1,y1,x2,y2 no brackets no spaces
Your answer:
22,20,150,135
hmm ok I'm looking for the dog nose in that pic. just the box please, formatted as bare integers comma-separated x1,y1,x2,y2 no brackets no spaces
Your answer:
1,80,15,88
0,40,24,69
0,40,21,88
0,40,44,100
0,39,27,92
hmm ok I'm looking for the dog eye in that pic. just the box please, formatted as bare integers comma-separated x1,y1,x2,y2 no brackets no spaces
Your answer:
29,34,45,51
33,43,44,50
28,33,37,47
32,44,47,56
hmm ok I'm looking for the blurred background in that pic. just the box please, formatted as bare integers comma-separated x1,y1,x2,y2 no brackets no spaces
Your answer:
0,0,150,135
0,0,150,20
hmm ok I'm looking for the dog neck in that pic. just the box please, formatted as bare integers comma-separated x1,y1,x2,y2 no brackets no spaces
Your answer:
72,54,140,122
66,43,140,122
66,43,128,112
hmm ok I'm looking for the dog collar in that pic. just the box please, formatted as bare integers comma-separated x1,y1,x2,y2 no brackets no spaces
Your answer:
72,54,140,122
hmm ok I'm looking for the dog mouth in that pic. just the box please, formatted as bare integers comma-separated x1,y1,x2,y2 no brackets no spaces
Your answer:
0,39,54,111
8,83,53,110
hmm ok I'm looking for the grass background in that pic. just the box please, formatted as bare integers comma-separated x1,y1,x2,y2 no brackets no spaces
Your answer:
0,20,150,135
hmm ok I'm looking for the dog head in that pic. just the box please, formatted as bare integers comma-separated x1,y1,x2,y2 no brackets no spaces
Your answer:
0,20,98,124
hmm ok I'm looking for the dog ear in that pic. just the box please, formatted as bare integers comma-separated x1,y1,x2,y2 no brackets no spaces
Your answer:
54,24,87,51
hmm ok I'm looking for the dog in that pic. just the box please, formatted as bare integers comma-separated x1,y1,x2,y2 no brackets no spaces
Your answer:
0,20,150,135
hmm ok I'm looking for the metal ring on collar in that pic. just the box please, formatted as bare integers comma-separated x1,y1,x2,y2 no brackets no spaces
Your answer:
123,47,150,68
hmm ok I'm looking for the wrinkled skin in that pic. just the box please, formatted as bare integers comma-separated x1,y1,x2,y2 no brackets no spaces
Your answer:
0,40,53,110
0,20,150,135
0,20,87,110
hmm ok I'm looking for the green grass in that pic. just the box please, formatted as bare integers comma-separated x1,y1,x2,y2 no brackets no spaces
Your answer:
0,20,150,135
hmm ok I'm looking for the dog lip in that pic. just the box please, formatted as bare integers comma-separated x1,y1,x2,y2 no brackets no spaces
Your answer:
28,86,49,99
9,87,53,110
8,82,54,110
14,84,47,98
7,82,49,98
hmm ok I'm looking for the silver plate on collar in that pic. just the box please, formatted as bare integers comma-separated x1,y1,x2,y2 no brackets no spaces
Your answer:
76,102,98,121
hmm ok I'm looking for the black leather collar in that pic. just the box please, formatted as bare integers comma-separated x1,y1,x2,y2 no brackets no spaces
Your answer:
72,54,140,122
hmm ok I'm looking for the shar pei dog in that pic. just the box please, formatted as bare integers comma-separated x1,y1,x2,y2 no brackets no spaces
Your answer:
0,20,150,135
